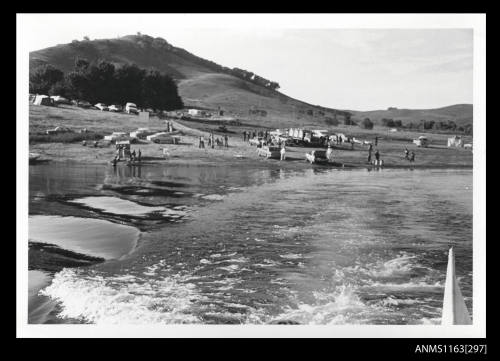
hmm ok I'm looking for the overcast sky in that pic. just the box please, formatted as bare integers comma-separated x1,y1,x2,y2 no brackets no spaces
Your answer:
20,14,474,111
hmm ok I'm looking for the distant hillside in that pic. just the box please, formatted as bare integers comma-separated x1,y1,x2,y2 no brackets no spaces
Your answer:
29,34,472,129
349,104,473,127
30,34,351,128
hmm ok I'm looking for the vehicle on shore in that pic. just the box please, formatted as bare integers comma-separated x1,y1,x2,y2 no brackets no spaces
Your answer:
104,132,130,142
249,137,264,146
413,136,429,147
130,128,155,139
125,102,138,114
46,126,73,135
257,146,281,159
147,132,180,144
305,150,330,164
72,100,92,108
95,103,109,111
108,105,123,112
51,95,71,105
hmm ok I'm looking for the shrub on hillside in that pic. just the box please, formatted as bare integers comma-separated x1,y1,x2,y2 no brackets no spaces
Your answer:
360,118,374,129
381,118,395,127
343,113,353,125
324,117,339,126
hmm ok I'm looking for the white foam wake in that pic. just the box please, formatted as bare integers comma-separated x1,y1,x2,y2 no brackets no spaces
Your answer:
40,268,204,324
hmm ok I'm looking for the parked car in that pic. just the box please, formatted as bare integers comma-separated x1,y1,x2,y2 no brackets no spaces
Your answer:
146,132,180,144
103,132,130,142
413,136,429,148
305,150,329,164
72,100,92,108
46,126,73,135
130,128,154,139
108,104,123,112
258,146,281,159
249,137,264,146
125,102,138,114
95,103,109,111
51,95,71,105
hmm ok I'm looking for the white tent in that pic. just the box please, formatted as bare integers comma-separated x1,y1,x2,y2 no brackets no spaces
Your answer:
33,95,54,106
447,136,464,148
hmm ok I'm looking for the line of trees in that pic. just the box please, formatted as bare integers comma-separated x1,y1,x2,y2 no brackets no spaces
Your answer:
381,118,472,134
29,58,184,111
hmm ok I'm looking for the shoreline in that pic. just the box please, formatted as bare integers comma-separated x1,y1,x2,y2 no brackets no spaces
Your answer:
29,105,473,171
29,140,472,171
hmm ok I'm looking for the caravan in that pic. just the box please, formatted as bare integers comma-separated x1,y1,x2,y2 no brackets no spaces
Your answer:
447,136,464,148
32,95,55,106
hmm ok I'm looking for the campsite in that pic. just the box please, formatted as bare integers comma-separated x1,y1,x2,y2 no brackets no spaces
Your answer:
29,101,473,169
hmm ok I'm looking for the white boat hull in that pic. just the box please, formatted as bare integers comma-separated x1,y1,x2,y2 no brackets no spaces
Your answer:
441,247,472,325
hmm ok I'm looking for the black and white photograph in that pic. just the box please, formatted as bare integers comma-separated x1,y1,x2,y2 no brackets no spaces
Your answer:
17,13,486,338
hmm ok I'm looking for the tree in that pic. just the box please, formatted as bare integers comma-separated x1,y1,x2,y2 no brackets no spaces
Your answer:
344,113,352,125
114,64,146,105
83,36,90,41
360,118,374,129
87,60,116,103
381,118,395,127
48,80,70,97
325,117,339,126
29,64,64,94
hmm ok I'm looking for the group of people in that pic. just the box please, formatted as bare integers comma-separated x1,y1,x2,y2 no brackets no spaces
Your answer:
199,133,229,149
367,143,381,164
404,147,416,162
243,130,269,142
112,144,141,166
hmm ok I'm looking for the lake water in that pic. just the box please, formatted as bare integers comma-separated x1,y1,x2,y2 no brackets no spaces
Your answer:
28,162,472,324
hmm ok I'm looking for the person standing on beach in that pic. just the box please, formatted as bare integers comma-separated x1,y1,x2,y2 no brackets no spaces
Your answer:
404,147,409,160
138,149,142,162
243,131,246,142
375,149,380,165
410,151,415,162
280,144,286,161
367,148,372,164
224,134,229,148
326,145,333,162
375,136,378,146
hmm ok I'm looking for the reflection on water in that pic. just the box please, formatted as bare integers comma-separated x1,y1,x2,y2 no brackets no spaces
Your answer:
29,163,472,325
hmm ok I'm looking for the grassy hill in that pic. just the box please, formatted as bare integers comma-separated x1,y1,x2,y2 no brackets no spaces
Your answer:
30,34,472,129
29,34,352,128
